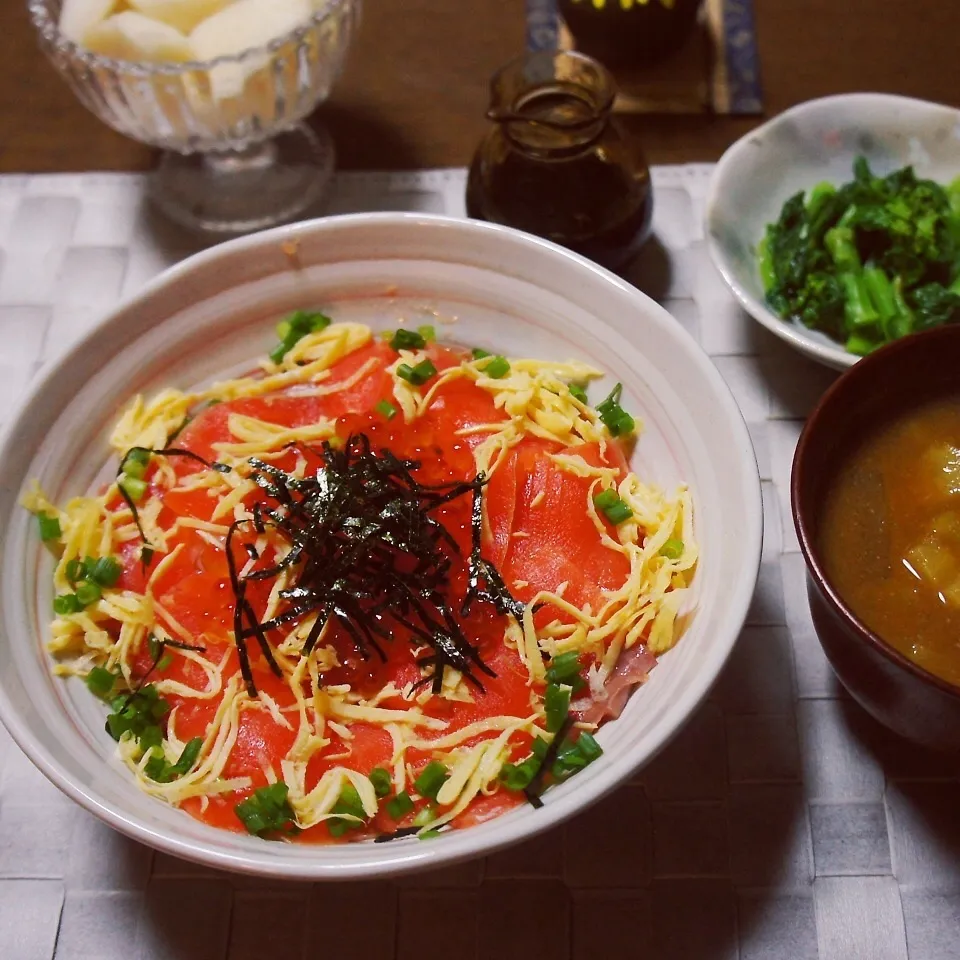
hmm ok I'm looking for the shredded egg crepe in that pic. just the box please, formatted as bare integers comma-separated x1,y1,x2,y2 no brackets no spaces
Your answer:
24,318,696,842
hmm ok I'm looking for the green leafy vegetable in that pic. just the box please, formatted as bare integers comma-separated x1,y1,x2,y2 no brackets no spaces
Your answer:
761,158,960,351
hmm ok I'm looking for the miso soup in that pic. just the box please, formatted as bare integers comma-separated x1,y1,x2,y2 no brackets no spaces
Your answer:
820,396,960,687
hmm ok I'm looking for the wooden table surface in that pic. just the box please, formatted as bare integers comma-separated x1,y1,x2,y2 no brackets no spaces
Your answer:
3,0,960,173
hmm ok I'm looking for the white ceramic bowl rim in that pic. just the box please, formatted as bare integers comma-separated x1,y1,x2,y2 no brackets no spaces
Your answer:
28,0,353,78
705,92,960,371
0,213,762,879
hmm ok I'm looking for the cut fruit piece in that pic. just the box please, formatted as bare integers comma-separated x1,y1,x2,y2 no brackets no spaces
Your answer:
127,0,234,35
59,0,118,44
189,0,313,101
84,11,192,62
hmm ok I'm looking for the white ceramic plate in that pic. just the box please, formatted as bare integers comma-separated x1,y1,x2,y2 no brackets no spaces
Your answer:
706,93,960,370
0,214,762,879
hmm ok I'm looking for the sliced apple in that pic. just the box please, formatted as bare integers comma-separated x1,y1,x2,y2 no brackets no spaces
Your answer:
127,0,234,35
190,0,313,101
84,11,192,63
59,0,119,44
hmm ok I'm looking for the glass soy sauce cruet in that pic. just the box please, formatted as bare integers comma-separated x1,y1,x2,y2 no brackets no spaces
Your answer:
467,51,653,271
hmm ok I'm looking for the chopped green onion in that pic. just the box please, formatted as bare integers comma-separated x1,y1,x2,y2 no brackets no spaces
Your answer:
546,652,585,692
593,489,633,525
269,310,331,364
37,513,61,542
389,328,427,351
327,818,352,838
53,593,81,616
86,666,117,699
65,558,84,582
596,383,635,437
369,767,392,799
387,791,415,819
414,761,448,801
235,782,297,837
471,348,491,360
157,655,173,672
122,458,147,481
575,732,602,763
119,475,147,502
413,804,437,827
545,682,572,733
172,738,203,775
88,556,122,587
105,684,169,747
145,736,204,783
419,829,441,840
75,581,102,607
332,784,366,822
396,359,437,387
499,756,539,791
126,448,151,468
569,383,588,404
552,732,604,779
374,399,398,420
148,633,162,663
481,356,510,379
660,538,684,561
417,324,436,342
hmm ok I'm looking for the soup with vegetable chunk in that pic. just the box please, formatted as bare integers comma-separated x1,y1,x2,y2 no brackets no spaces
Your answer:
821,397,960,687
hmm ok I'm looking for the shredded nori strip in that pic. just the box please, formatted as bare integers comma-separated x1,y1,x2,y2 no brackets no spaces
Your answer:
226,434,523,697
117,445,231,554
373,826,423,843
523,716,575,810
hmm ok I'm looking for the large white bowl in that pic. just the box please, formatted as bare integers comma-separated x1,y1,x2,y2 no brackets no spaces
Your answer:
706,93,960,370
0,214,761,879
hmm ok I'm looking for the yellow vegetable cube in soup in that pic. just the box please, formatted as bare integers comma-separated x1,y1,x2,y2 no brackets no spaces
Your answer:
922,442,960,498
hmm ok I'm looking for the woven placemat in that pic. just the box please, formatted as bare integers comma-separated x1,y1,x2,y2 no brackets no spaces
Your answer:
0,167,957,960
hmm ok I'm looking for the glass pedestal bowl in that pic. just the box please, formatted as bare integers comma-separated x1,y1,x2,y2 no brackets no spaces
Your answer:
28,0,360,234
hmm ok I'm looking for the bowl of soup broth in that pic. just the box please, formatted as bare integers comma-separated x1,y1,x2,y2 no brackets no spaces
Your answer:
793,325,960,750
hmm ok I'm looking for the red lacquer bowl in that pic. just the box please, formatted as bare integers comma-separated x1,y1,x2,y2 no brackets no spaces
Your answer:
792,325,960,751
